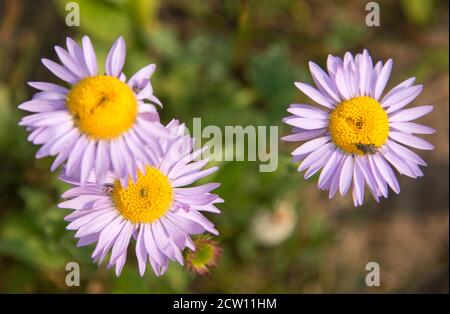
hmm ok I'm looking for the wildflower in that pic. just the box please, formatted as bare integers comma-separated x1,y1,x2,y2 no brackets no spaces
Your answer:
283,50,434,206
59,120,222,276
19,36,167,186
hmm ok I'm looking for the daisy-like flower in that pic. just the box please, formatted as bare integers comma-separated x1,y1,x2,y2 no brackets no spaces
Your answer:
59,120,222,276
19,36,168,186
282,50,435,206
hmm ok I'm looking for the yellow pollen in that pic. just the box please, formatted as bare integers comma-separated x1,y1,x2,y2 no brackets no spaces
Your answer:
329,96,389,155
66,75,137,139
112,167,173,223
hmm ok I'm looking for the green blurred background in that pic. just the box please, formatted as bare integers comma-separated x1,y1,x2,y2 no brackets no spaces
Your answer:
0,0,448,293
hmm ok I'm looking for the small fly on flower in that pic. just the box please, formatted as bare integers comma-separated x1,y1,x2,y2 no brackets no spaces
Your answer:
104,183,115,195
353,137,379,155
354,143,379,155
282,49,435,206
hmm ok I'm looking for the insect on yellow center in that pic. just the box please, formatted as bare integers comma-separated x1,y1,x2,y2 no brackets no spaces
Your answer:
329,96,389,155
66,75,137,140
112,167,173,223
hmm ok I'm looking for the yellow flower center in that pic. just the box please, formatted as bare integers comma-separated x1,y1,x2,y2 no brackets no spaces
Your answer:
66,75,137,139
329,96,389,155
112,167,173,223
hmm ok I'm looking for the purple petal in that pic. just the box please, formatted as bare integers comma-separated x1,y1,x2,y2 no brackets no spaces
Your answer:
287,105,329,120
144,224,166,266
32,121,72,145
28,81,69,94
94,140,110,183
49,126,79,156
298,142,332,172
176,210,218,236
32,91,66,101
389,131,434,150
352,160,365,206
381,77,416,105
66,135,89,177
294,82,334,108
135,227,148,276
67,208,111,230
128,64,156,87
303,145,334,179
106,36,126,77
169,159,209,181
356,157,379,202
291,136,329,156
166,212,205,234
41,58,78,84
62,186,104,199
373,154,400,194
328,157,344,198
171,167,218,187
75,211,118,238
65,37,89,74
374,59,393,99
389,105,433,122
327,55,342,77
281,128,326,142
81,36,98,76
370,61,383,97
283,117,328,130
368,155,388,198
383,85,423,112
135,118,171,139
58,194,105,210
344,63,359,98
318,149,340,189
358,49,373,96
50,129,80,171
334,67,352,100
386,139,427,166
309,61,340,103
54,46,86,78
92,216,125,260
110,221,133,265
151,221,181,262
76,233,99,247
80,140,96,184
19,110,70,127
114,253,127,276
160,217,186,249
390,122,435,134
339,155,354,196
110,140,127,184
382,149,417,178
174,183,220,195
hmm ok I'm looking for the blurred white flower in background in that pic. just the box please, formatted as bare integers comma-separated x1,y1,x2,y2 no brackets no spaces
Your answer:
251,199,297,247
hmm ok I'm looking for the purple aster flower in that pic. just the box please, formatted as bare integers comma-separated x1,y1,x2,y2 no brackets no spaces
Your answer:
19,36,168,186
282,50,435,206
59,120,222,276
